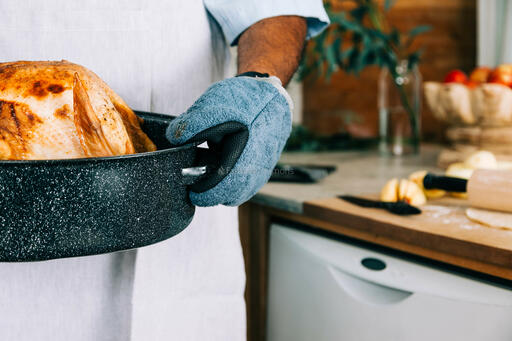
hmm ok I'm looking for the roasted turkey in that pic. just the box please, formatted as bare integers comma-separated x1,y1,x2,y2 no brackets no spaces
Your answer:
0,61,156,160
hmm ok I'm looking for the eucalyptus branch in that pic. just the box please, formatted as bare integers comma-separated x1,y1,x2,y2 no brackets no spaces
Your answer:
298,0,428,149
299,0,430,81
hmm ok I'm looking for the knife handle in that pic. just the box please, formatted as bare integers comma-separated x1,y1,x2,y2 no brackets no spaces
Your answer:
423,173,467,192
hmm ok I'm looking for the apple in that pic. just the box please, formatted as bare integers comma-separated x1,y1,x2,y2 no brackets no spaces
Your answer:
487,64,512,86
444,69,468,83
464,80,478,88
469,66,491,83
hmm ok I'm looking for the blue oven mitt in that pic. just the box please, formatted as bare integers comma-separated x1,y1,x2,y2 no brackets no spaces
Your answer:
166,75,292,207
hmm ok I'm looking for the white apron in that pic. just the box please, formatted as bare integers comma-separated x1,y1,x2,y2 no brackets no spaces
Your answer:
0,1,245,340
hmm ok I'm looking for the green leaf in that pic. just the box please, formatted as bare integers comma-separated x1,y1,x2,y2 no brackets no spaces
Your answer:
366,28,388,41
361,33,372,47
377,48,397,70
326,43,338,73
408,25,431,38
350,5,368,21
374,52,382,67
339,18,364,33
297,49,317,81
361,49,377,66
338,47,353,67
316,59,326,79
384,0,395,11
352,31,363,44
314,30,329,55
324,1,332,11
389,28,400,45
328,11,348,25
407,49,423,69
347,48,361,74
332,37,343,65
404,25,431,48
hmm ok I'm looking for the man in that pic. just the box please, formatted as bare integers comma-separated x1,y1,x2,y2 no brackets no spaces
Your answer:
0,1,328,340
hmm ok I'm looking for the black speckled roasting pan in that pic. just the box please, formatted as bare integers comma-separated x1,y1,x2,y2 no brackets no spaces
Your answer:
0,111,203,262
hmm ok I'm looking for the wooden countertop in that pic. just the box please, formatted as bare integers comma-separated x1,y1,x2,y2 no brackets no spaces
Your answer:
249,144,512,280
303,197,512,280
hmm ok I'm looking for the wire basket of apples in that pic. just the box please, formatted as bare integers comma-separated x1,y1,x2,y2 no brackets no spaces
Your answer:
424,66,512,127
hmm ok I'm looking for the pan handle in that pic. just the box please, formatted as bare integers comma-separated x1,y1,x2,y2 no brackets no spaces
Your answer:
181,165,208,185
180,146,218,186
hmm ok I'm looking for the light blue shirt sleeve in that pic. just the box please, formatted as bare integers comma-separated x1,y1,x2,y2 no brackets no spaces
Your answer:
203,0,330,45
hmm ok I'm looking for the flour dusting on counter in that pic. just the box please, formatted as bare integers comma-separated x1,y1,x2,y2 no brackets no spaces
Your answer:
422,205,480,230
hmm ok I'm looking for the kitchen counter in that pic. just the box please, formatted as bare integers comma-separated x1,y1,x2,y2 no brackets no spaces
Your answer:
252,144,441,213
239,144,512,341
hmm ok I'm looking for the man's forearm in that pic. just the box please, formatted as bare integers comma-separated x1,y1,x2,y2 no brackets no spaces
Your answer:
237,16,307,86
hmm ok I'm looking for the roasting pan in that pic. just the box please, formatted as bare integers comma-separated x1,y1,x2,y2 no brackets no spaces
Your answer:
0,111,206,261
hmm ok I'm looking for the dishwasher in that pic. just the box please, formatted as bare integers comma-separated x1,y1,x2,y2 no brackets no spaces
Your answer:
267,223,512,341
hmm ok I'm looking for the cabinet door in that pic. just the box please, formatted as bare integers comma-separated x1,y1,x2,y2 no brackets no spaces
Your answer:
267,224,512,341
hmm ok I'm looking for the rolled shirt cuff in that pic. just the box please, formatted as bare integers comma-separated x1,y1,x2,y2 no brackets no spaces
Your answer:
204,0,330,45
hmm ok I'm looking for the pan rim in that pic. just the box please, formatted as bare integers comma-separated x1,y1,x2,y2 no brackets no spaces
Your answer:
0,111,196,166
0,142,197,166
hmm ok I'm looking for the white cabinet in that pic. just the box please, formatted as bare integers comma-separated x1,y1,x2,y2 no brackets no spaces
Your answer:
267,224,512,341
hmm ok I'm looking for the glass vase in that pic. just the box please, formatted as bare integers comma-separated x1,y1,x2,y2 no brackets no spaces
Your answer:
378,60,422,156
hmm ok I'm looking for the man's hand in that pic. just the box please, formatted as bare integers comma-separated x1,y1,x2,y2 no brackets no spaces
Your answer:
166,16,307,207
238,16,307,85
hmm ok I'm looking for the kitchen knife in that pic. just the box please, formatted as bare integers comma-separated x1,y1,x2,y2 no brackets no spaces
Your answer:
338,195,422,215
423,173,467,192
423,169,512,213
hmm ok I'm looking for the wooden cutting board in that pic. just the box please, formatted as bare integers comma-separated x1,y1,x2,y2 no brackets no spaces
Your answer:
303,196,512,280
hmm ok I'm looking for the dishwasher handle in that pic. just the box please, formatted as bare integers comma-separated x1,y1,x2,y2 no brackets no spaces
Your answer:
328,265,413,306
274,224,512,307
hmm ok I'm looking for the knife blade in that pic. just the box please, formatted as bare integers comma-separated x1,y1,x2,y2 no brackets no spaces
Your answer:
338,195,422,215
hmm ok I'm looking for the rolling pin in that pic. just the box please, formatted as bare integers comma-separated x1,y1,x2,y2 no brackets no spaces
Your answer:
423,169,512,213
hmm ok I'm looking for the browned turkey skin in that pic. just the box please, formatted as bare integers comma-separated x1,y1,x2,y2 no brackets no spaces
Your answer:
0,60,156,160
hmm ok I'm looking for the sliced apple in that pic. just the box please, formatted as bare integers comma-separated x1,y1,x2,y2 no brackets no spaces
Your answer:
380,178,399,202
398,179,427,206
408,170,446,199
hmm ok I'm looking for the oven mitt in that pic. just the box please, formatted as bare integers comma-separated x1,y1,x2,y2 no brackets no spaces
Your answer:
166,76,292,206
